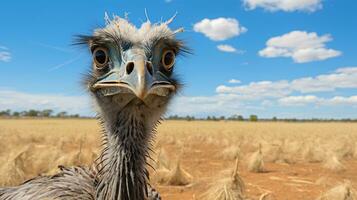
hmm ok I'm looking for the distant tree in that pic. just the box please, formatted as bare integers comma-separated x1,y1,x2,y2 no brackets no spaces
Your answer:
228,115,235,120
272,116,277,121
207,116,211,120
249,114,258,122
41,109,53,117
70,114,80,118
228,114,244,121
0,109,11,116
12,112,20,117
27,109,39,117
185,115,195,121
169,115,179,120
237,115,244,121
286,118,297,122
220,116,225,121
20,111,28,117
57,111,68,118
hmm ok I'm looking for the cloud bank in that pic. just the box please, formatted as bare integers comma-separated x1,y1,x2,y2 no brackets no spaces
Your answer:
243,0,323,12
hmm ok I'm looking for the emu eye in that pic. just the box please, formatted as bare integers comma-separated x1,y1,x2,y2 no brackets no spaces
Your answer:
93,47,109,69
161,50,175,71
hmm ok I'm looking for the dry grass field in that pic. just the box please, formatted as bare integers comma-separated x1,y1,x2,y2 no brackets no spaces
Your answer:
1,119,357,199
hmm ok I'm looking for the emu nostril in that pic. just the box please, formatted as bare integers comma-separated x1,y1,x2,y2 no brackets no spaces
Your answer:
146,62,153,76
126,62,134,74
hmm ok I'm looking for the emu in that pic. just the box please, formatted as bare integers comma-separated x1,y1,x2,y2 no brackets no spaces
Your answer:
0,13,188,200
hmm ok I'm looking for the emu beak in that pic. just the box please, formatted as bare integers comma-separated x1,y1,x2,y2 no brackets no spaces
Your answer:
93,59,175,100
129,59,149,100
93,59,151,100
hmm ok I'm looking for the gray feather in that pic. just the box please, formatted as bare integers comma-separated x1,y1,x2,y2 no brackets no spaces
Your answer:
0,166,96,200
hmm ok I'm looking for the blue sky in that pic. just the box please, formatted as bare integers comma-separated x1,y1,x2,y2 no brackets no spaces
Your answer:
0,0,357,118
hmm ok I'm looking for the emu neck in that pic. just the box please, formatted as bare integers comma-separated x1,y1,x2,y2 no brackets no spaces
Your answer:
96,108,153,200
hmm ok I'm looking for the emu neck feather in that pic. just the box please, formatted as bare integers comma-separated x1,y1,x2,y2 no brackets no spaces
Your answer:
96,110,152,200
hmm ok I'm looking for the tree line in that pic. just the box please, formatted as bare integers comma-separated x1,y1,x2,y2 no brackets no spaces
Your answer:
0,109,80,118
1,109,356,122
166,114,259,121
166,114,357,122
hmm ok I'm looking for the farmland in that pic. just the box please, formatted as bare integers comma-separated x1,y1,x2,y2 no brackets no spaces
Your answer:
1,119,357,199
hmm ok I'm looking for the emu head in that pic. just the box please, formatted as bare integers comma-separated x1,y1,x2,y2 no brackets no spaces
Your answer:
79,14,188,120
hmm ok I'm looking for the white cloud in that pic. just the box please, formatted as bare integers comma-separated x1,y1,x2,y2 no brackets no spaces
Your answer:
193,18,247,41
259,31,341,63
278,95,357,107
291,67,357,93
336,67,357,74
216,80,291,99
216,66,357,100
217,45,245,54
261,100,273,106
228,79,241,84
217,45,236,53
324,96,357,106
0,51,11,62
0,45,11,62
169,66,357,116
243,0,323,12
278,95,320,106
292,48,341,63
168,94,248,117
168,94,357,117
0,90,93,116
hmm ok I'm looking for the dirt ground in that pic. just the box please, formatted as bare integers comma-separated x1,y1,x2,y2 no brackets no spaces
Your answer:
154,141,357,200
